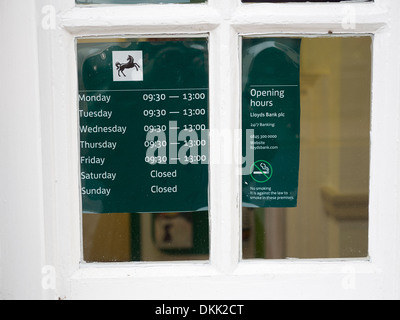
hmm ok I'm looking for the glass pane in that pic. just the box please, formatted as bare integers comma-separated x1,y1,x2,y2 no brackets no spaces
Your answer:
242,37,371,259
78,38,209,262
83,212,209,262
76,0,205,4
242,1,372,2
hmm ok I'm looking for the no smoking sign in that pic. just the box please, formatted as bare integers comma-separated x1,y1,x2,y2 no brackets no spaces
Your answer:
250,160,273,183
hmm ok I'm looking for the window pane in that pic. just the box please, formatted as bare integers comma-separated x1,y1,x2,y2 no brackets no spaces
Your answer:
242,37,371,259
78,38,209,262
83,212,209,262
242,0,371,2
76,0,205,4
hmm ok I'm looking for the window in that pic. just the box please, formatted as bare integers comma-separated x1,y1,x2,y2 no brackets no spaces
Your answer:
242,36,372,259
40,0,400,300
78,37,210,262
76,0,205,4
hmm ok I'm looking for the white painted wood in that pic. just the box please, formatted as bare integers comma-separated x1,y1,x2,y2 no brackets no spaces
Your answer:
368,0,400,298
209,0,242,273
62,4,221,35
0,0,47,300
1,0,400,300
233,2,388,34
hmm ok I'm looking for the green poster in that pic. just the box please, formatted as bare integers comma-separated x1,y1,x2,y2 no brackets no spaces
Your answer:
242,38,301,208
78,38,209,214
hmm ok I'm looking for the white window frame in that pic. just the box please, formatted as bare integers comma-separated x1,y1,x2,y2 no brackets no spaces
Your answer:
35,0,400,299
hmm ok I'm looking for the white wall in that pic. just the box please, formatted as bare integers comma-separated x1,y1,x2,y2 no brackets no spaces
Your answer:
0,0,47,300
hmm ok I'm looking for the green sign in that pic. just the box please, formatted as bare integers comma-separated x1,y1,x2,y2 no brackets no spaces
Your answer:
242,38,301,208
78,38,209,214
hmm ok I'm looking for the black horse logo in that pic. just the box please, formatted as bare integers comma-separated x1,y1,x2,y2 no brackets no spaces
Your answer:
115,55,140,77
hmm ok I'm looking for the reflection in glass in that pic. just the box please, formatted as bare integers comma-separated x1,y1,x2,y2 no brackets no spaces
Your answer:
243,37,372,259
83,212,209,262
